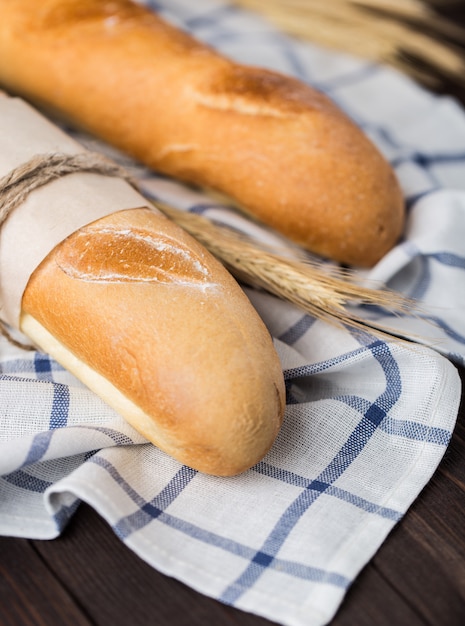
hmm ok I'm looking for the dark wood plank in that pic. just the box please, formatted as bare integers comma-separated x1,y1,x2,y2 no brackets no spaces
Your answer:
331,562,425,626
375,507,465,626
0,535,90,626
438,429,465,490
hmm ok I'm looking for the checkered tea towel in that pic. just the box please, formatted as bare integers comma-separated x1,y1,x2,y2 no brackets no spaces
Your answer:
1,2,464,626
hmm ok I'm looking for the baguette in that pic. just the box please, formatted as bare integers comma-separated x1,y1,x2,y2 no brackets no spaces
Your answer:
19,207,285,476
0,0,404,267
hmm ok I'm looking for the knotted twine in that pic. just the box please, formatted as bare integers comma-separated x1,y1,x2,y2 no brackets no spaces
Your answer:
0,151,136,348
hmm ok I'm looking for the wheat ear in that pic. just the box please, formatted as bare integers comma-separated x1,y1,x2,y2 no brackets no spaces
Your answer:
153,200,418,338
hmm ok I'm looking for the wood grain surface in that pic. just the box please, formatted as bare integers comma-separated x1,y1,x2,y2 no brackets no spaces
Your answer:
1,2,465,625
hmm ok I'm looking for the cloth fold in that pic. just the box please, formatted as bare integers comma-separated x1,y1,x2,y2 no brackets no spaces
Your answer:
1,2,464,626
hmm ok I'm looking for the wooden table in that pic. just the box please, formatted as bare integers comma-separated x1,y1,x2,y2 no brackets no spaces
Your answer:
2,3,465,624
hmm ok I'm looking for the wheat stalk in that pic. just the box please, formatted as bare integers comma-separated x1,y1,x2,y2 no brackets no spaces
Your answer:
233,0,465,92
153,200,417,338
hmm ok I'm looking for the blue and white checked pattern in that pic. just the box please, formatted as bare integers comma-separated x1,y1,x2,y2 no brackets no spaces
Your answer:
0,2,464,625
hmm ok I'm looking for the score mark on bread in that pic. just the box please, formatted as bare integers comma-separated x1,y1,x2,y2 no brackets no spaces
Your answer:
55,223,214,287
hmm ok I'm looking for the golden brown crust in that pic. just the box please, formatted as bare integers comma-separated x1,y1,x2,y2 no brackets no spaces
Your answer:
21,208,285,476
0,0,404,266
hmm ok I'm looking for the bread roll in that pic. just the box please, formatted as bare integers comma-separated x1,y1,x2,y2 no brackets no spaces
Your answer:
20,208,285,476
0,0,404,267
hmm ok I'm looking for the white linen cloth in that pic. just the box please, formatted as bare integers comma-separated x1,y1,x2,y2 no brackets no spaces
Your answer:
1,1,464,625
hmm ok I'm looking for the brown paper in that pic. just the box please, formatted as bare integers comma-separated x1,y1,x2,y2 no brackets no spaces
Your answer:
0,97,150,328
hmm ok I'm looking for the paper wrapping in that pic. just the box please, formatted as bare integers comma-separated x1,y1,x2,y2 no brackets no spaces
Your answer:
0,97,149,328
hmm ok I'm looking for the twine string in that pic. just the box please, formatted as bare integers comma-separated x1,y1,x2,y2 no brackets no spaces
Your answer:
0,151,135,349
